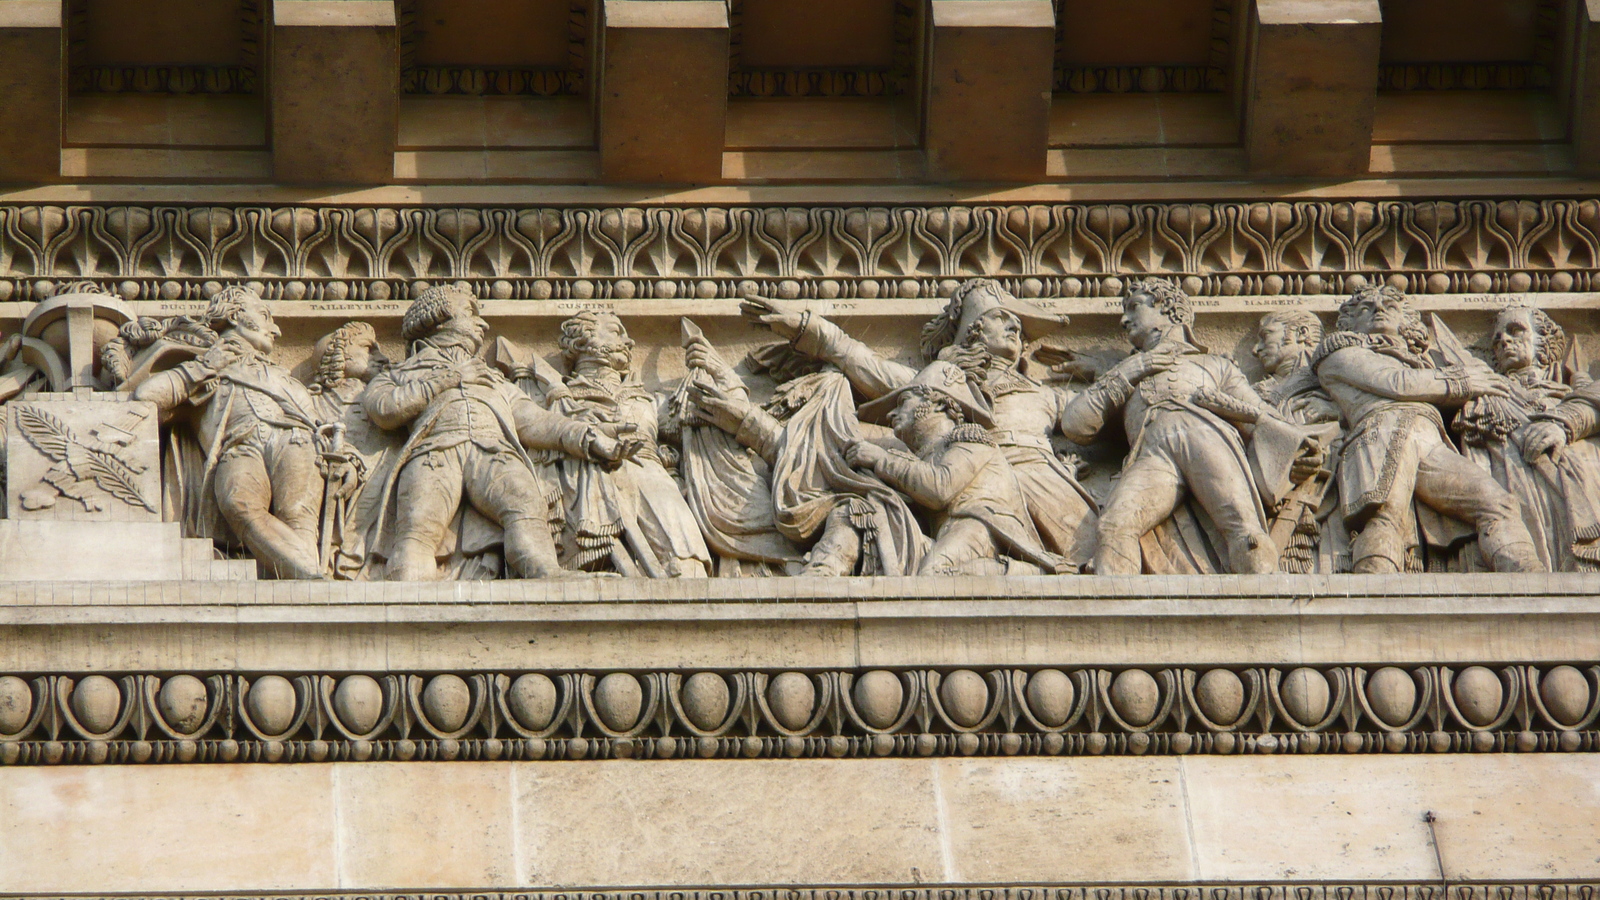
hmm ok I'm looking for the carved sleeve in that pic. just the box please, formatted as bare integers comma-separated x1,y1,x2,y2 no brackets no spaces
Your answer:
1545,393,1600,442
872,445,982,510
791,314,917,399
733,406,786,463
510,390,596,459
363,370,445,431
1319,348,1456,403
132,361,210,418
1057,372,1133,444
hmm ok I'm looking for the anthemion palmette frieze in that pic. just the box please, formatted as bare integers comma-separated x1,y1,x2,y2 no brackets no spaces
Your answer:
0,200,1599,304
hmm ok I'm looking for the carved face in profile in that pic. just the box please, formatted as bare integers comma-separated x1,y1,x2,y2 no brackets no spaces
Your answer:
1492,306,1541,374
969,307,1023,362
344,334,389,382
886,390,931,443
582,313,634,372
231,295,281,354
1120,291,1170,350
437,293,490,353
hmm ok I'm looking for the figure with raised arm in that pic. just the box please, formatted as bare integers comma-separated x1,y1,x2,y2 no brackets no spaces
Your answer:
362,286,637,580
1058,279,1315,575
741,278,1099,569
133,286,325,579
1313,285,1544,573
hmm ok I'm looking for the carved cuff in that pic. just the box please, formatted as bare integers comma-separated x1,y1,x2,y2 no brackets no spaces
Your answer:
1090,371,1136,408
1440,368,1470,401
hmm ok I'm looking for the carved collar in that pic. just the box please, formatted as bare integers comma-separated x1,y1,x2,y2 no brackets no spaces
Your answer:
1312,331,1432,371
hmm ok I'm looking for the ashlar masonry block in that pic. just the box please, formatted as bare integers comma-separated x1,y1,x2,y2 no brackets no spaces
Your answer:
270,0,398,184
0,0,62,183
598,0,728,183
925,0,1054,182
1244,0,1381,177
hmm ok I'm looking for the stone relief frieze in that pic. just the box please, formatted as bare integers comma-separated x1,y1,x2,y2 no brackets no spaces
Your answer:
0,662,1594,765
24,886,1597,900
4,200,1600,304
0,271,1594,578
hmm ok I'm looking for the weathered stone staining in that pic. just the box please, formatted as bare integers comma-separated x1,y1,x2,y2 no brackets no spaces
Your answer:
11,277,1598,579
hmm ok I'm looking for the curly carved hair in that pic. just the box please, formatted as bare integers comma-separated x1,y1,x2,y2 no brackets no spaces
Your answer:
1125,278,1193,327
314,321,379,389
903,384,966,425
920,278,1012,363
1494,303,1567,371
1259,309,1324,347
401,284,476,344
1338,285,1430,357
204,285,266,332
557,309,634,364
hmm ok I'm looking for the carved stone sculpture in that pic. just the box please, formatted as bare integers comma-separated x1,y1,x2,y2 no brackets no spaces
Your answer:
1313,286,1545,574
361,286,637,581
306,321,398,579
741,278,1099,569
1457,305,1600,572
1059,279,1307,575
548,311,712,577
685,345,928,577
132,287,326,579
1251,310,1343,573
848,361,1072,576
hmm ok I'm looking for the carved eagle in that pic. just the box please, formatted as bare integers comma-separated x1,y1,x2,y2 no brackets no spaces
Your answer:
12,406,157,514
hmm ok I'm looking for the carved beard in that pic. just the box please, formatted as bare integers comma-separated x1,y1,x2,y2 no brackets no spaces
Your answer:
583,338,634,370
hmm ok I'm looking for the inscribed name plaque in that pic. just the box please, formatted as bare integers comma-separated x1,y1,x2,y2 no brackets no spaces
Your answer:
5,394,161,522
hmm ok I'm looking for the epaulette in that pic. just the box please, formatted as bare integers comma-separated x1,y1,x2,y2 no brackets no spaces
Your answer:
948,423,996,446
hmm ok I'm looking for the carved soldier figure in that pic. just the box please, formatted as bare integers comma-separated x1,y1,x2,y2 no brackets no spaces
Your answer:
845,362,1071,576
1463,304,1600,570
1313,285,1544,573
742,278,1099,568
362,286,637,581
133,286,325,579
1251,309,1343,572
548,311,712,577
1058,279,1306,575
305,321,397,579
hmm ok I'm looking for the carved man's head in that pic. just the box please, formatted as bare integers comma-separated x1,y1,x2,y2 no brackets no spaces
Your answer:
1336,285,1429,355
887,384,965,447
1492,304,1565,375
402,285,488,353
923,279,1023,363
1121,279,1191,350
314,321,387,388
205,286,279,354
558,310,635,372
1253,309,1323,377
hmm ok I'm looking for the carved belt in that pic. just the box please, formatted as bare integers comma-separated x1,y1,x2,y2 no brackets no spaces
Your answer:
988,430,1051,451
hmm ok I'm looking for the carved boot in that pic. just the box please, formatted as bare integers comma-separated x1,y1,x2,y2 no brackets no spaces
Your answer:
1348,520,1404,575
800,506,862,576
1478,521,1547,573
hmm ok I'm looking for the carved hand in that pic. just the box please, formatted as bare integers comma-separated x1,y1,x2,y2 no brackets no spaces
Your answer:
739,295,806,340
459,356,499,388
687,380,751,433
684,335,739,390
1519,420,1570,463
589,432,644,470
1289,438,1326,484
844,439,888,469
1108,344,1180,385
1460,367,1510,401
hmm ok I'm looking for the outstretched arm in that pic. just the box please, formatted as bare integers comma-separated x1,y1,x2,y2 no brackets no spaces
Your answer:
743,296,915,398
850,443,983,510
